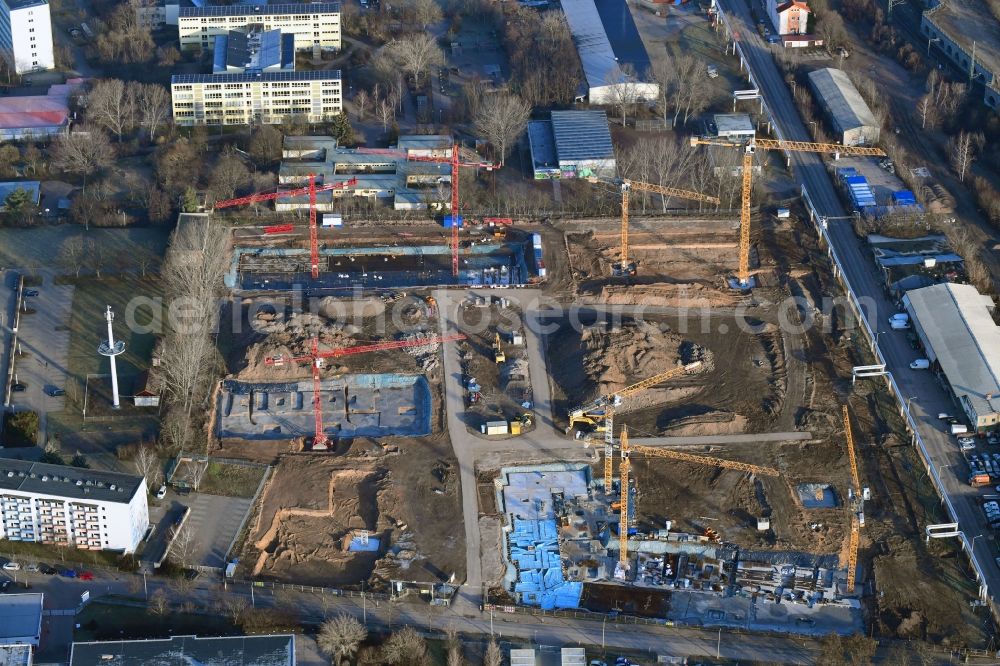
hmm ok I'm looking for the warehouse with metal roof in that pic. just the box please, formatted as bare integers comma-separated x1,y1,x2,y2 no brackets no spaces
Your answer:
70,634,295,666
527,110,616,179
807,68,880,147
903,282,1000,430
560,0,659,104
0,594,43,647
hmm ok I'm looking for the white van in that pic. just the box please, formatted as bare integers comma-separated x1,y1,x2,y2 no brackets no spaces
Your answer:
950,423,969,435
910,358,930,370
890,319,911,330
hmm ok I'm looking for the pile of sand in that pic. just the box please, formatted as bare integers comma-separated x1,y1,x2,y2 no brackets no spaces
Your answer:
595,284,741,308
240,311,359,380
581,321,705,395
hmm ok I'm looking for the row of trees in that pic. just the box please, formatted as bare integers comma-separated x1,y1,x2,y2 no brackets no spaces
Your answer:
157,217,231,451
503,8,581,107
87,79,172,142
316,614,503,666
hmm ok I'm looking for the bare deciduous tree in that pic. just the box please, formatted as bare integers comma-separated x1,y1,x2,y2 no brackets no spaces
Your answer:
248,125,283,166
133,82,170,141
57,237,87,277
148,588,169,615
949,130,984,182
375,98,395,135
133,445,161,488
169,524,197,566
188,459,209,490
403,0,442,28
385,33,444,87
605,63,641,126
209,150,251,201
317,613,367,665
473,92,529,167
88,79,136,140
50,128,115,182
381,626,427,665
353,89,370,121
484,639,502,666
224,595,250,624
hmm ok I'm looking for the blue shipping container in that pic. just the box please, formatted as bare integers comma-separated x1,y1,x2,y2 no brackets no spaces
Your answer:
442,215,464,228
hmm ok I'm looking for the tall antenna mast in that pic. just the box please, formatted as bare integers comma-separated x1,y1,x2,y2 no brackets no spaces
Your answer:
97,305,125,409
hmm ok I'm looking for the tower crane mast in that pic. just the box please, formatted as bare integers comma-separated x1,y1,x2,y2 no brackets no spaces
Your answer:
689,136,885,287
213,176,358,279
264,333,466,449
588,178,720,276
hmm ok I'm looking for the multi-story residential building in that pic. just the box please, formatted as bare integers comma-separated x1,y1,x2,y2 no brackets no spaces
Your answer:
0,460,148,553
0,0,54,74
171,29,341,126
178,2,341,53
171,69,342,126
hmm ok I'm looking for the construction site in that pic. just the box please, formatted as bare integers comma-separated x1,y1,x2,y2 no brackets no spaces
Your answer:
194,134,987,643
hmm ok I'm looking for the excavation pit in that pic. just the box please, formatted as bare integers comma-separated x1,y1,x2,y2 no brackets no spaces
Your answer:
216,373,431,441
797,483,839,509
226,242,534,291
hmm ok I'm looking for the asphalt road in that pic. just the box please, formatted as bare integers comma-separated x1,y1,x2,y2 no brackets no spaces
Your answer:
5,566,992,665
716,0,999,603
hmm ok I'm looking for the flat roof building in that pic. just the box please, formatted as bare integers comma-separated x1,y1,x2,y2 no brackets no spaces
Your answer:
178,2,340,53
903,283,1000,431
171,68,342,126
713,113,755,139
69,634,296,665
0,0,54,74
528,110,616,179
276,136,450,211
807,68,880,147
0,79,83,141
0,594,43,647
0,459,148,553
213,29,294,73
560,0,659,104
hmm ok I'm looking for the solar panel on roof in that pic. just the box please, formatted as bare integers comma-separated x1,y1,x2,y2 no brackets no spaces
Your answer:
172,70,341,84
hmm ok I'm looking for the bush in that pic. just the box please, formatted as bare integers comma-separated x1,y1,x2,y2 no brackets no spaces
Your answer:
3,411,39,447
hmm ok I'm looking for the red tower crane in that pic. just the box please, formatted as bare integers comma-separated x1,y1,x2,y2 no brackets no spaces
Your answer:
355,144,498,276
264,333,466,449
214,176,358,279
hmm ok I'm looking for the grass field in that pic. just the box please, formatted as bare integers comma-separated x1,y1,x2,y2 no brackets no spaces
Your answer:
66,276,164,383
174,459,266,498
74,601,241,641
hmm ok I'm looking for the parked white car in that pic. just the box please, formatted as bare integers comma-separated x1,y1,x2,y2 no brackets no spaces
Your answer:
2,561,21,571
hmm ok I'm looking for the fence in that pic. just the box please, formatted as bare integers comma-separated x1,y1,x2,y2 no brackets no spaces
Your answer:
3,273,24,411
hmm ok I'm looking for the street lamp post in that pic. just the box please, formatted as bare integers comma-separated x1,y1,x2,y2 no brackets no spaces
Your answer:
907,395,919,413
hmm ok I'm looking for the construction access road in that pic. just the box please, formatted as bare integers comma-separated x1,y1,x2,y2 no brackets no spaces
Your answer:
715,0,999,605
434,287,814,612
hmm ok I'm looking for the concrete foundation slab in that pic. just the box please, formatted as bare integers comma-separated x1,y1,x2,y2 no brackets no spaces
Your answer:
217,373,431,440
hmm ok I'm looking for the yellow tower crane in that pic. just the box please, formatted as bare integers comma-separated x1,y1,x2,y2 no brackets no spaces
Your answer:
567,362,703,491
613,425,781,575
615,180,721,277
688,137,886,287
842,404,864,594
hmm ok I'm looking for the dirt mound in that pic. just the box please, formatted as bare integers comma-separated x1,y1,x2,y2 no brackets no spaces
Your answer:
239,311,359,380
317,296,386,319
580,321,712,395
595,284,742,308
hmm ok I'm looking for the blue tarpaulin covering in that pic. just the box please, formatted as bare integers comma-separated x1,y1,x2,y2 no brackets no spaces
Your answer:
510,519,583,610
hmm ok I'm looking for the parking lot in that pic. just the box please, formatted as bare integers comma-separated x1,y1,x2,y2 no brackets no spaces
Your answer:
6,272,74,445
175,491,253,570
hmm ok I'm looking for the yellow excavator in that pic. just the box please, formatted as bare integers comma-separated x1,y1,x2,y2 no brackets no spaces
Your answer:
493,332,505,364
566,362,702,434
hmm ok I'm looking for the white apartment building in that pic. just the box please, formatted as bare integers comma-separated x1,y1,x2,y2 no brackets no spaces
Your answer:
0,460,149,553
0,0,54,75
171,69,342,125
178,2,341,53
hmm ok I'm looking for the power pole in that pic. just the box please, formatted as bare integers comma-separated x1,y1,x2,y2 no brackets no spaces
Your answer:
887,0,904,20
